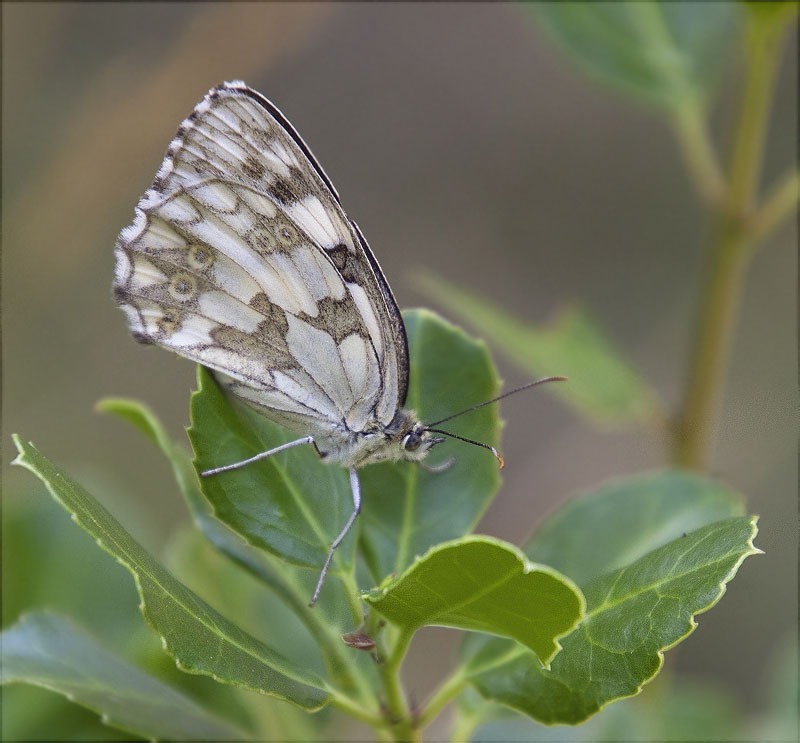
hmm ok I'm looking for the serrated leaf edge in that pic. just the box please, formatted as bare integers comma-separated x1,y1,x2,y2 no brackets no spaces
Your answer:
11,435,329,711
1,610,249,742
364,534,585,669
467,515,761,719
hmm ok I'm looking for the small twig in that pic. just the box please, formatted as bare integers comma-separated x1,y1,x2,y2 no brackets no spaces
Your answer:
674,10,792,470
327,688,385,728
415,667,468,730
748,169,800,247
671,103,727,208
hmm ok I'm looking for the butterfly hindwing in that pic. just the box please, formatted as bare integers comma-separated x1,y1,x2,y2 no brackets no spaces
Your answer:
114,82,408,440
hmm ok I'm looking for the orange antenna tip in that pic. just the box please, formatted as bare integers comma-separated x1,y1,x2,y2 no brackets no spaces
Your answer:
492,447,505,470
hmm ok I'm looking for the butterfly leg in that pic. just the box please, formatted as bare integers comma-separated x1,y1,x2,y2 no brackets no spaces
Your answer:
310,467,361,607
200,436,316,476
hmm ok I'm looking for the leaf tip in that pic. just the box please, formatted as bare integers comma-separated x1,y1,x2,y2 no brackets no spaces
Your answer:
10,434,29,465
94,397,138,419
94,398,114,414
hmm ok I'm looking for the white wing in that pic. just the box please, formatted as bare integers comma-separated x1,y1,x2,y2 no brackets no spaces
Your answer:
114,82,408,443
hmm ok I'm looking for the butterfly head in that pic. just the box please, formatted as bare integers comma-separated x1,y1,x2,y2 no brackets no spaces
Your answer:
400,422,445,462
380,409,444,463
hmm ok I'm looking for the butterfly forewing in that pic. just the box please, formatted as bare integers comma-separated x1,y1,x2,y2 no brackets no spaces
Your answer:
114,81,408,443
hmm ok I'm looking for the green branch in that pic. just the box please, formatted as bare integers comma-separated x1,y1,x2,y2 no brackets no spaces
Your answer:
749,168,800,246
327,688,385,728
674,10,794,470
378,626,418,742
416,667,468,730
629,1,725,206
671,103,726,207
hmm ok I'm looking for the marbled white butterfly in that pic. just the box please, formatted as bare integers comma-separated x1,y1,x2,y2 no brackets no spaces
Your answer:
113,81,563,604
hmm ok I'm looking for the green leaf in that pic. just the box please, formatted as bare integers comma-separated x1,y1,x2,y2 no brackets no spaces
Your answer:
526,1,739,110
188,367,355,573
2,484,142,645
165,528,327,680
420,275,659,426
468,675,744,741
741,0,799,26
758,633,799,742
3,685,137,743
101,398,378,698
464,516,760,724
1,611,246,741
11,435,328,711
360,310,502,581
98,398,290,594
365,536,583,666
631,678,744,741
187,309,502,587
526,469,745,585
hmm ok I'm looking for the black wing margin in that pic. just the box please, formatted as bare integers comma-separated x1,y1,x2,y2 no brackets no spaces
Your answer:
349,219,410,408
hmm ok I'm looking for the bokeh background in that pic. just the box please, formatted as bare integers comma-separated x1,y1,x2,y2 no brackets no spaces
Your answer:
3,2,796,740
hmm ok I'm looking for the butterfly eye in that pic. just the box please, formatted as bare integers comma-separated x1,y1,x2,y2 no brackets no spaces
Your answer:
402,431,423,451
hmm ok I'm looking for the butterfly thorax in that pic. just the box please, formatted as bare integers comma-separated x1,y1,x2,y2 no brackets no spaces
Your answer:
312,408,443,468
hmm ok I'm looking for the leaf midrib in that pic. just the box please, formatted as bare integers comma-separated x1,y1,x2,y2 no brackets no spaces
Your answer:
585,518,756,620
464,518,757,680
13,439,326,696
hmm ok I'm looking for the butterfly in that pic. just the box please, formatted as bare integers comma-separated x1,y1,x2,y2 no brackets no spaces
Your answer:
113,81,563,604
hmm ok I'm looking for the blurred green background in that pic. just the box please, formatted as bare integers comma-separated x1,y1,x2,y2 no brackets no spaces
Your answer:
2,2,796,740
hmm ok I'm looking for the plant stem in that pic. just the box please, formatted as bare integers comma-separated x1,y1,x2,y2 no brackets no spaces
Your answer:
726,19,785,216
340,571,367,627
378,626,418,741
671,103,726,207
628,1,725,206
327,688,385,728
416,667,468,730
256,555,376,706
673,223,751,470
673,11,791,470
749,169,800,246
449,706,484,743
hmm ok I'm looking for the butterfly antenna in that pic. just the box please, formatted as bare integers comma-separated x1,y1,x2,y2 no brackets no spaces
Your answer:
427,376,568,427
426,428,505,470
